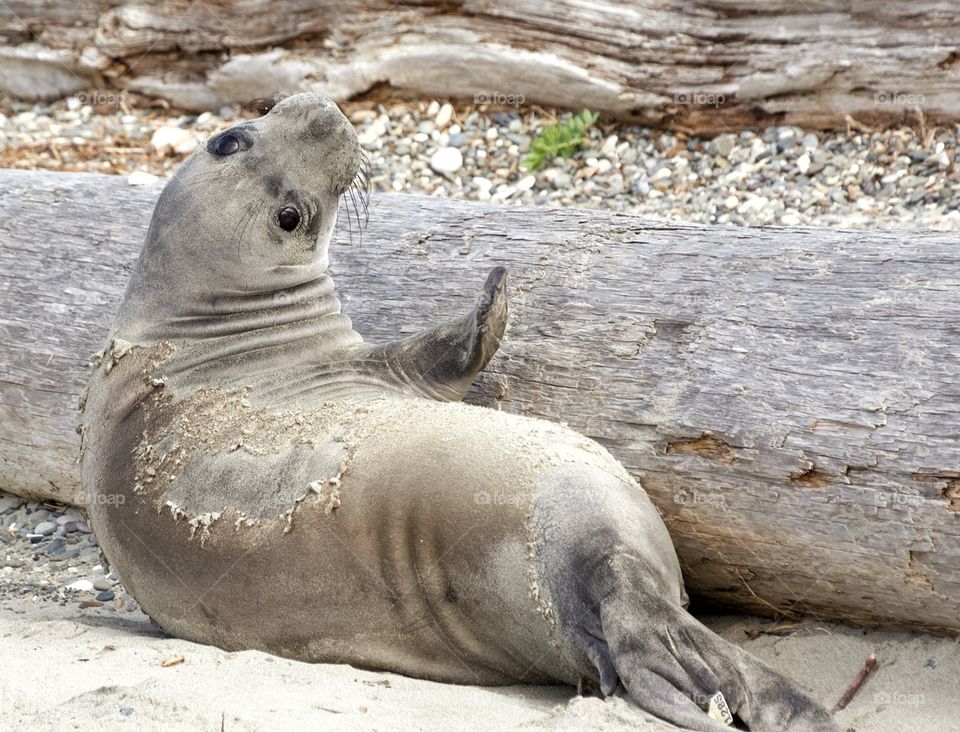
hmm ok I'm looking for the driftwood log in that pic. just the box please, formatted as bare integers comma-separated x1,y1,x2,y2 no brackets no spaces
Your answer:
1,169,959,634
1,1,959,132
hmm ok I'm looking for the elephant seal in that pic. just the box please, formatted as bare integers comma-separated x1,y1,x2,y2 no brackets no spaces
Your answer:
80,93,835,731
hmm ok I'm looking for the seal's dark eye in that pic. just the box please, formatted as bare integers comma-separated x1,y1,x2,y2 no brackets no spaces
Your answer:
278,206,301,232
215,133,240,156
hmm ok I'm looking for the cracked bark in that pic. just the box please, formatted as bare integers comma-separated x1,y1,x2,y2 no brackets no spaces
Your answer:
1,169,959,632
2,1,960,131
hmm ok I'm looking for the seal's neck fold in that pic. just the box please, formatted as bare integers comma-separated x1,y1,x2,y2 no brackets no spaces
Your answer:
156,274,345,339
112,273,364,383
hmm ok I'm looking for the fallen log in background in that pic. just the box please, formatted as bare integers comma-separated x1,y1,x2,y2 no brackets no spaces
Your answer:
1,1,959,132
1,169,959,633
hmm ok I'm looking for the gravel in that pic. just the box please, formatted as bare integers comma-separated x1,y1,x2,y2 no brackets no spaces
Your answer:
429,146,463,175
0,490,143,616
1,93,958,229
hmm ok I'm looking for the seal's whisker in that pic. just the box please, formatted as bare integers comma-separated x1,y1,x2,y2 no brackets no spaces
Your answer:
350,182,367,240
358,162,371,193
229,205,251,260
356,170,370,204
232,210,250,262
351,178,369,229
183,168,242,185
357,151,372,190
236,198,265,262
346,185,363,246
230,195,259,250
348,155,371,234
339,191,355,246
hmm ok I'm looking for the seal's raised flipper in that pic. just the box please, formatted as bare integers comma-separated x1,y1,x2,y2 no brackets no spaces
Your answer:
364,266,508,401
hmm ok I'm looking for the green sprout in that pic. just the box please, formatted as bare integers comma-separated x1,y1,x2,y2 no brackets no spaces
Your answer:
523,109,600,171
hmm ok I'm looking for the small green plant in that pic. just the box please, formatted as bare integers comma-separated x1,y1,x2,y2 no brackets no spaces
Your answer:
523,109,600,171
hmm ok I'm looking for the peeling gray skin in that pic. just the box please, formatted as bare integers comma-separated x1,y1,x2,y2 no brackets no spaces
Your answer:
80,93,836,731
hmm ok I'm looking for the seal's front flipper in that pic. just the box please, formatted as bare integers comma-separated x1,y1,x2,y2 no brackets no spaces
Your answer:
472,266,509,366
366,267,508,401
591,559,837,731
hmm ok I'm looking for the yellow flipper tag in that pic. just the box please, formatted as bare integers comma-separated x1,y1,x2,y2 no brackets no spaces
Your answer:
707,690,734,726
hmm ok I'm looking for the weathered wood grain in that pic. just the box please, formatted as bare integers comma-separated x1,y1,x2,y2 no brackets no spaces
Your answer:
1,168,959,633
1,1,959,132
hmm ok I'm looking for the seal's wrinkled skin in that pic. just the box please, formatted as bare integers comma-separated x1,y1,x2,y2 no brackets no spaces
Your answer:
81,93,836,731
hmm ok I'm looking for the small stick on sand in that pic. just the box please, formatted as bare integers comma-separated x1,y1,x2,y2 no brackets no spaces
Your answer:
744,623,800,640
832,653,878,713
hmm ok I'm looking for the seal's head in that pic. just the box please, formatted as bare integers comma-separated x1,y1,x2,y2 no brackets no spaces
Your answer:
116,93,363,341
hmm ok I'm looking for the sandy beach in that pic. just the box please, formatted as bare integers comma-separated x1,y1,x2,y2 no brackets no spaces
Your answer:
2,594,955,731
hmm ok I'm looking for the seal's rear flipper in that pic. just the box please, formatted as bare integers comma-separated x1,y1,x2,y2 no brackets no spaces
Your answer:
532,465,836,731
363,266,508,401
592,559,837,731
